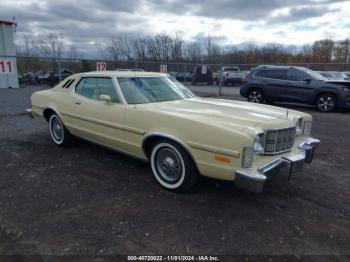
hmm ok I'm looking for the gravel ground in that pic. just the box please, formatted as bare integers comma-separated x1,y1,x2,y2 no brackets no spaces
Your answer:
0,85,349,261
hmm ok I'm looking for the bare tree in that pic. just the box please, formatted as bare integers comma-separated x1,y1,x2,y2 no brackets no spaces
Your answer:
146,37,161,61
184,41,203,62
312,39,334,63
133,37,148,60
171,32,184,62
97,37,122,68
20,34,39,72
334,39,350,64
154,33,173,61
38,34,65,71
204,35,212,58
118,36,134,60
67,45,82,60
22,34,38,57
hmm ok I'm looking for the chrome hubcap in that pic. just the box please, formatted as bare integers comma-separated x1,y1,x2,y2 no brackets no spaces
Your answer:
249,91,262,103
318,96,334,111
156,148,182,183
51,117,63,141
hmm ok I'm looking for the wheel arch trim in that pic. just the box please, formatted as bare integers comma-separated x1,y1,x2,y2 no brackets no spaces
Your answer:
142,132,191,155
142,132,200,171
42,106,62,122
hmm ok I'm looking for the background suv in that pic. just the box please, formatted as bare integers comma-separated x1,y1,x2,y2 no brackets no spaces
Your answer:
240,65,350,112
191,66,213,85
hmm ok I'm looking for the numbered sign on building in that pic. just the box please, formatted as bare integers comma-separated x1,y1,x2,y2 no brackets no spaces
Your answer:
160,64,167,74
201,65,208,74
96,62,107,71
0,59,14,74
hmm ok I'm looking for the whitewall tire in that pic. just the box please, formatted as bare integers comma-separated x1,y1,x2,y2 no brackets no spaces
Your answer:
48,114,72,146
150,140,199,192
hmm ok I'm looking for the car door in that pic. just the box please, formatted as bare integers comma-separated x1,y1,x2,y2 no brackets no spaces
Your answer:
255,69,288,101
69,77,127,151
285,69,316,103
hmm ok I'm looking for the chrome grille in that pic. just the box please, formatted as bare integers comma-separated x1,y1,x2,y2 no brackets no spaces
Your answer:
264,127,296,155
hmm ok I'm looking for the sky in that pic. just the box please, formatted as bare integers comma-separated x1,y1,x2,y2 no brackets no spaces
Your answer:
1,0,350,57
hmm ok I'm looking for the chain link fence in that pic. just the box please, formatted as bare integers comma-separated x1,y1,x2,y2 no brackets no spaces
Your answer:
6,55,350,88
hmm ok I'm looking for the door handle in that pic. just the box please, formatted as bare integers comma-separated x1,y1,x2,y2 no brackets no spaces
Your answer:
75,101,81,105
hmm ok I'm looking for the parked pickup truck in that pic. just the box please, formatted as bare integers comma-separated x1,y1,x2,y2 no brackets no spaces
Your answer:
222,66,242,86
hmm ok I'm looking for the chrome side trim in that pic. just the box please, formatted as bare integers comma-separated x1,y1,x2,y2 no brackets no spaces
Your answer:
67,124,148,162
61,111,146,135
188,141,240,158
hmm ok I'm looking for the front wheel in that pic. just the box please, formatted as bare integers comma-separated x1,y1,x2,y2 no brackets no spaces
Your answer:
316,94,337,112
49,114,72,146
248,89,264,103
150,141,198,192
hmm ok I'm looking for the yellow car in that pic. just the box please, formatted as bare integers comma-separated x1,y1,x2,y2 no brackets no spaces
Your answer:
27,71,320,193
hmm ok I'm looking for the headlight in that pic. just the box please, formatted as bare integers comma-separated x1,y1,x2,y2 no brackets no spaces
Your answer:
242,134,264,168
303,121,312,136
242,147,254,168
296,117,303,136
254,134,264,155
343,87,350,92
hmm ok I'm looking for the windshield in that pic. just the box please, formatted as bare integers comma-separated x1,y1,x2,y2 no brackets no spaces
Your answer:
117,76,196,104
303,68,328,81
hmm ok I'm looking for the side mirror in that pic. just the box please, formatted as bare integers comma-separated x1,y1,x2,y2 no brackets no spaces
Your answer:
304,78,312,84
99,94,112,104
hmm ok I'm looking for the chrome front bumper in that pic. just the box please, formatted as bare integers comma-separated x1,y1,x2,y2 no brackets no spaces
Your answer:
235,137,320,193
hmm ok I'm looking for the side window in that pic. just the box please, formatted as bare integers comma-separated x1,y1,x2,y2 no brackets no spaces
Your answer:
96,78,120,103
255,70,268,78
287,70,308,81
76,78,97,99
75,78,85,94
256,69,287,80
75,77,120,103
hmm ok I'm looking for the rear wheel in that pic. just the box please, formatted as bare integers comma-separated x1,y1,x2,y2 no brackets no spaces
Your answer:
150,140,199,192
316,94,337,112
49,114,72,146
248,88,264,103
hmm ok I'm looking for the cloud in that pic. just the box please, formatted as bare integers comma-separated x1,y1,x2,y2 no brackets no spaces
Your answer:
147,0,347,21
0,0,349,58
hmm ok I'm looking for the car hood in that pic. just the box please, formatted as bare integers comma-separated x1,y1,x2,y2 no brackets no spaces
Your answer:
324,80,350,87
137,97,305,134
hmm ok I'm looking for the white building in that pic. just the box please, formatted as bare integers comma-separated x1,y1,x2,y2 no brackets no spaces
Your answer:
0,19,19,88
